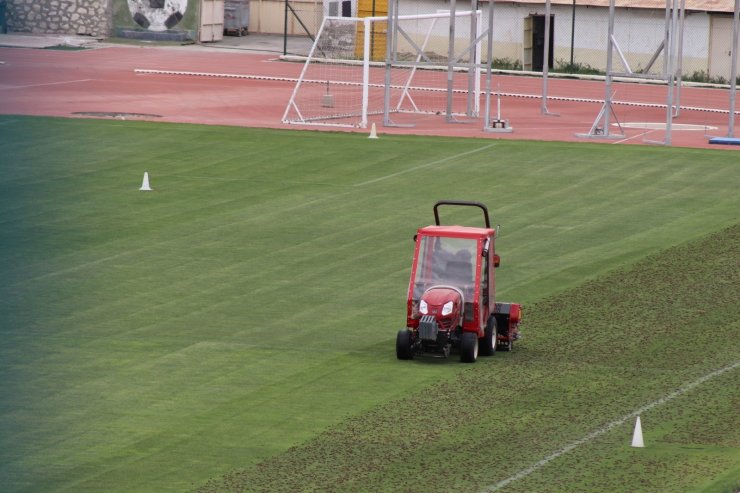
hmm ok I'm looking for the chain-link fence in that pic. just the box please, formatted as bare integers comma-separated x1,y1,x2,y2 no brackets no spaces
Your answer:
496,1,740,85
285,0,738,82
278,0,323,55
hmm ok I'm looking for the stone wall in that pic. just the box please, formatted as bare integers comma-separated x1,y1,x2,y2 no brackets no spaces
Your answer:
6,0,112,36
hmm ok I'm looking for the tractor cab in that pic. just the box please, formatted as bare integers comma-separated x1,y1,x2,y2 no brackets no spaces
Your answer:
396,201,521,363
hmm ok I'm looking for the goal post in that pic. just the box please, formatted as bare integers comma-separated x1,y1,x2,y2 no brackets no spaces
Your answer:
282,16,373,128
282,10,482,128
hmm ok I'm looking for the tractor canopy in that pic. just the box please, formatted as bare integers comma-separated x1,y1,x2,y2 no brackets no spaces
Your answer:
407,225,496,335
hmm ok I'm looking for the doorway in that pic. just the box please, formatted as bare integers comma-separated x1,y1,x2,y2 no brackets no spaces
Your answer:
531,14,554,72
708,14,737,80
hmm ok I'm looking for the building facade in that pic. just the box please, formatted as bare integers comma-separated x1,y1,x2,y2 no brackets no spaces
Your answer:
2,0,737,78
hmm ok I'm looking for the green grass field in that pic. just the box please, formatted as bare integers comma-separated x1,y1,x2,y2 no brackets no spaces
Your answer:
0,115,738,493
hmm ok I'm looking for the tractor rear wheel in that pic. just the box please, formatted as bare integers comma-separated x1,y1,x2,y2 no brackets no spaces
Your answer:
460,332,478,363
480,316,497,356
396,329,413,360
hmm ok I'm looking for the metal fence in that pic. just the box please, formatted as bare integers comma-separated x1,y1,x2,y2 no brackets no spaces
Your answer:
480,0,740,86
283,0,740,84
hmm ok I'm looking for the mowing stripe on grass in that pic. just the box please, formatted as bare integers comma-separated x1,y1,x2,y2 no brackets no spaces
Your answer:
14,187,359,286
481,359,740,493
354,144,496,187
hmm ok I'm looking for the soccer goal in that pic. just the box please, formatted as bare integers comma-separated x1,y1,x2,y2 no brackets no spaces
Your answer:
282,10,482,128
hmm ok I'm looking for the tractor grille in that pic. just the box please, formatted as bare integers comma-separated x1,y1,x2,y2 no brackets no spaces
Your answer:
419,315,438,341
438,317,455,330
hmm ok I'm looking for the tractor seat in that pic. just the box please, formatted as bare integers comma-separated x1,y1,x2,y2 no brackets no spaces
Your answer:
445,260,472,285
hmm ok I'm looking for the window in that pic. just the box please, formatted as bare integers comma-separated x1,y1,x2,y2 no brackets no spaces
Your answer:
324,0,355,18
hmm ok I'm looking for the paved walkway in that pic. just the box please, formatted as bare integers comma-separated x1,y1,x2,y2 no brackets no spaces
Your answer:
0,32,101,49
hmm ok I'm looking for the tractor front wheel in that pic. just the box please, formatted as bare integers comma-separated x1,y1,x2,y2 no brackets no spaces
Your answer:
460,332,478,363
396,329,413,360
480,316,497,356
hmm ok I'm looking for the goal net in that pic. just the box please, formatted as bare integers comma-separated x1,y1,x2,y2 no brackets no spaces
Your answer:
282,10,482,128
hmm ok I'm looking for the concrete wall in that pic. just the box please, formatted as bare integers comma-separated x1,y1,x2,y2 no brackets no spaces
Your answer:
4,0,199,39
5,0,112,36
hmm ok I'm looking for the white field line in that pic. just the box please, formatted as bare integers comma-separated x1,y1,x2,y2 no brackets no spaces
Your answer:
619,122,718,131
354,144,496,187
481,359,740,493
613,130,656,144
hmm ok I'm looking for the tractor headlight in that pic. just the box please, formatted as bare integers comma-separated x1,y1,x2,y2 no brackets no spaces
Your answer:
419,300,428,315
441,301,454,316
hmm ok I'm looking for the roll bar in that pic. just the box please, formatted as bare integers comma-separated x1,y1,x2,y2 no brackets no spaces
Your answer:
433,200,491,229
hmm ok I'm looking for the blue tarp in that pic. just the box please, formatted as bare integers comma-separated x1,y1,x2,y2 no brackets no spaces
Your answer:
708,137,740,146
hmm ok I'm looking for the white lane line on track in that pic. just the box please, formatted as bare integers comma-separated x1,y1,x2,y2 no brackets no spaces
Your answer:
135,68,299,83
354,144,497,187
1,78,93,90
481,359,740,493
135,69,734,115
110,68,733,140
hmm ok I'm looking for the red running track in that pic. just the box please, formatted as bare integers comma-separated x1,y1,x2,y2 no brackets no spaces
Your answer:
0,44,737,150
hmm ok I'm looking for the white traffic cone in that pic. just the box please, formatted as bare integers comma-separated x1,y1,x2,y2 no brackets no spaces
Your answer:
139,171,152,192
631,416,644,448
368,122,378,139
139,172,152,191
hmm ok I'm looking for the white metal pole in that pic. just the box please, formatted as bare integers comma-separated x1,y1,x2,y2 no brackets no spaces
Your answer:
383,0,396,126
728,0,739,137
466,0,477,116
475,9,482,116
663,0,671,76
541,0,552,114
483,0,495,128
604,0,616,133
446,0,458,122
362,17,371,128
665,0,679,145
674,0,686,118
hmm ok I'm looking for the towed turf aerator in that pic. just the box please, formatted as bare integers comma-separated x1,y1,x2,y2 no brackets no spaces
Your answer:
396,200,522,363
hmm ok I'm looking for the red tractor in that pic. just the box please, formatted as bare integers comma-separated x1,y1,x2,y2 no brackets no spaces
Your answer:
396,200,522,363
